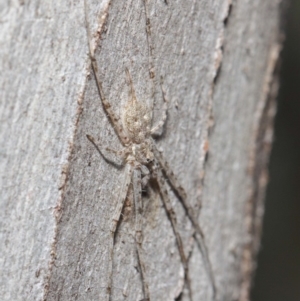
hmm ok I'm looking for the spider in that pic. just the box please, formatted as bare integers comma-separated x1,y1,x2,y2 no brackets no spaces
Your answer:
84,1,216,300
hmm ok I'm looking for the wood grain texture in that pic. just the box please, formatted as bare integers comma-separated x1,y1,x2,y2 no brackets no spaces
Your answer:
0,0,282,300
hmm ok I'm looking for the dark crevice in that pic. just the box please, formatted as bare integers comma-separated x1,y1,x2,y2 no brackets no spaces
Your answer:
223,1,233,26
175,291,183,301
251,0,300,300
213,59,223,86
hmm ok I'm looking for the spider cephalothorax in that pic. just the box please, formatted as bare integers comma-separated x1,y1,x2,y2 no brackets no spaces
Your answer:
123,72,152,144
123,103,151,143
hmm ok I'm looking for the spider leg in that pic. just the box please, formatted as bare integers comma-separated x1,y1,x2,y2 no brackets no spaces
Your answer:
133,168,150,301
86,134,125,168
155,167,193,301
142,0,156,118
152,143,187,200
107,164,133,301
84,0,130,146
153,145,217,299
125,68,138,101
150,76,168,137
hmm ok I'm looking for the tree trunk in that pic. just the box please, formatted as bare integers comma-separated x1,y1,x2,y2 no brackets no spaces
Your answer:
0,0,282,301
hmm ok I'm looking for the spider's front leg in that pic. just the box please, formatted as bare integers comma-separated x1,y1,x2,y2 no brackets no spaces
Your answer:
150,76,168,137
142,0,156,109
84,0,130,146
133,168,150,301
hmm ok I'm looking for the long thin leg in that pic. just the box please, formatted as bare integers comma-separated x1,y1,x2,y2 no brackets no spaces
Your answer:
152,143,187,201
150,76,168,137
107,164,133,301
133,169,150,301
125,68,138,101
84,0,130,146
153,145,217,299
142,0,156,120
155,167,193,301
86,134,125,168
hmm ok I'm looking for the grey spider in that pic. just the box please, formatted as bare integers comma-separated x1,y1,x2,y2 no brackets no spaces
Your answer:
84,1,216,301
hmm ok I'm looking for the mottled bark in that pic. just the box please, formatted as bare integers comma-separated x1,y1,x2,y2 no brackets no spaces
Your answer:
0,0,282,300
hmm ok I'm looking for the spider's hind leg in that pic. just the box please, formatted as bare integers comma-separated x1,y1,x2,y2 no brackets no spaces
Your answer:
153,145,217,299
105,164,133,301
133,168,150,300
155,168,193,301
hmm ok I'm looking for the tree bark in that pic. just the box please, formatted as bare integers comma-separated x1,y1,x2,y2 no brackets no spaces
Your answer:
0,0,282,301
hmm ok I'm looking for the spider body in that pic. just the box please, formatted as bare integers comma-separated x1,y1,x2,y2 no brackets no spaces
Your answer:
84,1,216,300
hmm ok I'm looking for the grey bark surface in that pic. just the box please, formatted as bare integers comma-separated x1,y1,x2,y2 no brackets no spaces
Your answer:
0,0,282,301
